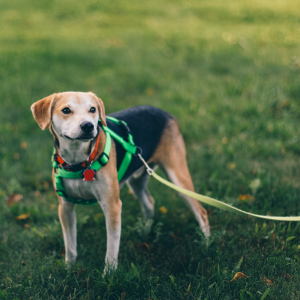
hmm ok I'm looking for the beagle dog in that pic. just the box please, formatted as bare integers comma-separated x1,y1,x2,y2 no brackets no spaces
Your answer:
31,91,210,274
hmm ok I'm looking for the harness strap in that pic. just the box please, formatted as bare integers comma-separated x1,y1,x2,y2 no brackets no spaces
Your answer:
105,116,137,181
53,117,138,205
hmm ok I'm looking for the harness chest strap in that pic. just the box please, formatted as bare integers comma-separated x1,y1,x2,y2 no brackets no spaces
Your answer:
53,117,138,205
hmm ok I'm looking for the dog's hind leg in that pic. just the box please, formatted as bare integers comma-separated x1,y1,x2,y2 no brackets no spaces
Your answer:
149,119,210,237
127,167,156,220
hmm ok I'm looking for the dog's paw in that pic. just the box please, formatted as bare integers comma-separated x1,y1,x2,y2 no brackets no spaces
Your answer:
65,258,76,270
102,257,118,277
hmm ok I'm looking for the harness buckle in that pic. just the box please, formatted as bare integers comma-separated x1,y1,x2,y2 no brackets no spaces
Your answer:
98,152,109,166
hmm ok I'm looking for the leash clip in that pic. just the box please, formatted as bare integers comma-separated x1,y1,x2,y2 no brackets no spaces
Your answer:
137,154,153,176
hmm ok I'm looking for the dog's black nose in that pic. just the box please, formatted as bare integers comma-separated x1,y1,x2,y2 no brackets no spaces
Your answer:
80,121,94,133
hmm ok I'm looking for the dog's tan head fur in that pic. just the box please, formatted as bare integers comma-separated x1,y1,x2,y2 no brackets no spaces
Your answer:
31,92,107,141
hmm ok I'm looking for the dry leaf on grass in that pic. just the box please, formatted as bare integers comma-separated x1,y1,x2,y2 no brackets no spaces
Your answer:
137,242,150,250
238,194,255,201
159,206,168,213
227,162,236,170
75,268,89,277
6,194,23,206
121,292,126,300
43,181,49,190
230,272,250,282
281,273,293,282
15,212,30,220
264,277,274,286
271,231,276,241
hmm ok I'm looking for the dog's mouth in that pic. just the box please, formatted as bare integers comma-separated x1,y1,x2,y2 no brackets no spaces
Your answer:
64,134,95,141
63,127,99,141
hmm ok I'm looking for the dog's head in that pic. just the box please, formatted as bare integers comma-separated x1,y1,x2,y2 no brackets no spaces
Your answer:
31,92,107,141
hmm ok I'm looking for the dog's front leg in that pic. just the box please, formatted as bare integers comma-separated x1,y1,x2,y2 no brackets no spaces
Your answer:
99,195,122,275
58,199,77,266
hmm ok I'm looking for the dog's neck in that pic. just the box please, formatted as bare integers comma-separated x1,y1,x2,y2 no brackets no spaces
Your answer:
51,126,105,165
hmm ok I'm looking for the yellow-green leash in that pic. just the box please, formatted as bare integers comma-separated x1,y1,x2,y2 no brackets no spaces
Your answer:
138,154,300,222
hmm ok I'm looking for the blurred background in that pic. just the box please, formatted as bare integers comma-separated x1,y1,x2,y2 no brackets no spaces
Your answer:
1,0,300,298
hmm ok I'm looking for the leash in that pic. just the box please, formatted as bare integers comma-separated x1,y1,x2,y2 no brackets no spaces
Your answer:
137,154,300,222
54,116,300,221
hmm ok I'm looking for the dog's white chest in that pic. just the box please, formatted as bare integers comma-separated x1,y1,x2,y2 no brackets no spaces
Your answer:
61,171,111,202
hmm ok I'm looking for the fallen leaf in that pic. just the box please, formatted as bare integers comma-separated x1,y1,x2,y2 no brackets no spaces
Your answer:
159,206,168,214
20,141,27,149
267,124,273,132
121,292,126,300
281,273,293,282
34,191,40,197
227,162,236,170
6,193,23,206
146,87,155,96
43,181,49,190
230,272,250,282
222,136,228,144
14,153,20,159
271,231,276,241
24,224,30,229
15,212,30,220
238,194,255,201
184,283,191,295
75,268,88,277
264,277,274,286
137,242,150,250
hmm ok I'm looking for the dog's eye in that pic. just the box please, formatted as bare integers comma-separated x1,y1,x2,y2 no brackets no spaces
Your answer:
90,107,96,113
62,107,71,114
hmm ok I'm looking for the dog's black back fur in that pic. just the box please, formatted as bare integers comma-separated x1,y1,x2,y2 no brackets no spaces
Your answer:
107,106,174,182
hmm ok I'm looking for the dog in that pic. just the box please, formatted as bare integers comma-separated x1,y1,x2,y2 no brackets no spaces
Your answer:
31,91,210,273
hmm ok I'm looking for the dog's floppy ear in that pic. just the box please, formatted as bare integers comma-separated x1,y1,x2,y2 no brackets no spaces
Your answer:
97,97,107,127
31,94,56,130
89,92,107,126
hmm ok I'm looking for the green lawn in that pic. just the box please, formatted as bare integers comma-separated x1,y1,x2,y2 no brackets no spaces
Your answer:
1,0,300,299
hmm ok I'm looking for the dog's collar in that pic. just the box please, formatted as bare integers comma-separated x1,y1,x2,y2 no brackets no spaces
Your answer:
54,132,101,172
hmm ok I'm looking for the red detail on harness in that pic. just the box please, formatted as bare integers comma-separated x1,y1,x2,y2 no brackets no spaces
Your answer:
82,169,96,181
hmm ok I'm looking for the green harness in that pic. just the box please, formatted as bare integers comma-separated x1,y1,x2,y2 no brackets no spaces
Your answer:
53,116,139,205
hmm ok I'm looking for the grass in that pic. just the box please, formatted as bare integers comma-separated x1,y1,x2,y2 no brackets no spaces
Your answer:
1,0,300,298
